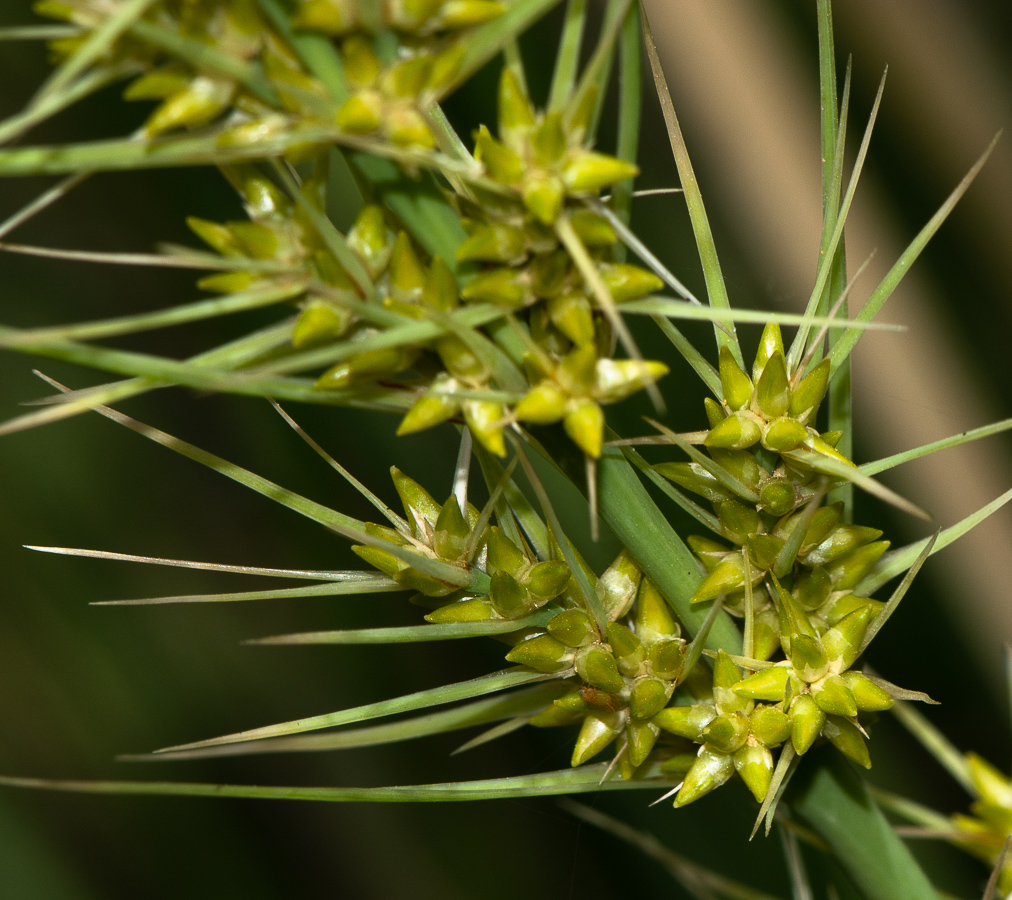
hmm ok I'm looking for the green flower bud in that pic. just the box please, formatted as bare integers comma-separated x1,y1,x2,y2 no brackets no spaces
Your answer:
490,570,531,617
187,217,242,257
486,526,526,574
626,718,661,768
691,553,749,604
630,677,669,720
752,322,785,382
704,397,727,428
431,496,470,560
391,467,441,538
397,386,460,436
461,267,528,307
421,257,459,311
125,68,191,102
735,743,774,802
594,359,669,404
825,541,890,591
315,345,417,389
734,665,789,702
569,210,616,247
547,293,595,346
823,715,871,768
571,713,620,766
966,754,1012,807
527,560,571,600
709,448,764,491
515,381,567,425
755,350,790,419
674,747,735,807
497,68,535,147
564,398,604,458
759,479,797,517
789,694,826,755
198,271,255,294
425,597,492,623
576,645,626,694
794,566,832,610
655,703,716,741
528,704,583,727
843,672,893,712
523,172,565,225
532,112,567,165
597,551,642,621
475,125,524,184
385,56,433,99
293,303,351,348
598,263,663,303
636,579,679,638
703,713,750,753
145,77,234,137
228,222,279,260
388,232,427,304
348,205,394,278
719,345,753,411
506,633,571,672
791,634,830,683
462,400,506,456
762,417,809,452
547,608,596,647
607,621,644,663
717,498,761,542
802,524,883,568
654,462,730,504
820,605,873,669
457,222,526,264
294,0,358,35
789,358,830,422
770,573,818,654
749,705,791,746
745,533,784,572
336,93,382,134
752,613,781,662
352,543,405,578
705,411,763,450
648,640,684,680
561,151,640,193
813,674,858,717
436,335,487,381
397,567,458,597
820,430,844,448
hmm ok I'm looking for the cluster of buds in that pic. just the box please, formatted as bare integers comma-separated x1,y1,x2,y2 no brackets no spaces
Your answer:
452,70,670,457
36,0,502,151
948,755,1012,894
630,323,917,806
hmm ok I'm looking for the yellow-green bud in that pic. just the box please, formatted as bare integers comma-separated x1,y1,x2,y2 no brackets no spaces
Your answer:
655,703,716,741
294,0,359,35
397,387,460,435
752,322,784,382
523,172,565,225
571,713,620,766
636,578,680,639
436,335,487,381
648,640,684,680
389,232,426,304
562,151,640,193
576,645,625,693
626,719,660,768
691,553,749,604
597,263,664,304
821,605,873,669
422,257,459,311
475,125,523,184
789,358,830,421
198,271,255,294
547,293,595,346
762,417,809,453
564,398,604,458
336,93,382,134
461,267,528,307
703,713,749,753
425,598,492,623
755,350,790,419
791,634,830,683
825,541,890,591
497,68,535,146
348,205,393,278
457,222,526,264
734,665,789,702
629,677,669,720
527,560,571,600
486,526,526,574
745,533,784,572
843,672,893,712
597,551,642,621
966,753,1012,807
391,467,441,538
749,705,791,746
506,633,571,672
490,570,531,617
532,112,567,165
790,694,826,755
187,217,241,257
462,400,506,456
794,566,832,611
570,210,616,247
145,77,234,137
704,397,727,428
823,715,871,768
594,359,669,404
514,381,568,425
719,345,753,411
674,747,735,807
813,674,857,717
705,411,762,450
735,743,774,802
315,345,417,389
759,479,797,517
433,496,470,560
293,303,351,348
547,609,596,648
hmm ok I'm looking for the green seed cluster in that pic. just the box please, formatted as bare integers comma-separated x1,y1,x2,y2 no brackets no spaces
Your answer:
35,0,500,149
642,322,907,806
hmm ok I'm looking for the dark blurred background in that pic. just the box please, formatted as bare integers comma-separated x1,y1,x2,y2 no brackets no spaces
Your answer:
0,1,1009,897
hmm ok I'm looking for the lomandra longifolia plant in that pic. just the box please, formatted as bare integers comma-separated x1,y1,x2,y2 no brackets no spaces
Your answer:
0,1,1009,897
